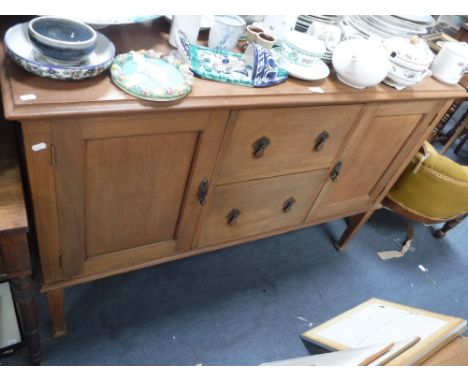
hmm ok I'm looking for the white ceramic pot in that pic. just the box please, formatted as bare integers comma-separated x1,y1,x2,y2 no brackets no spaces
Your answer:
382,36,434,89
431,42,468,85
332,39,390,89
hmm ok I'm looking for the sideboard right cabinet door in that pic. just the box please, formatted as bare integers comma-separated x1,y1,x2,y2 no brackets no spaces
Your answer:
307,100,443,221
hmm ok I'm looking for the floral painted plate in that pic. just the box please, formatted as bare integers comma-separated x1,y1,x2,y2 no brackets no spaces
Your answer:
110,50,194,101
4,23,115,80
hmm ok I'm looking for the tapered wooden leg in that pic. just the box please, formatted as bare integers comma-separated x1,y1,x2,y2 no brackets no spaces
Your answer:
46,288,67,338
10,276,42,365
335,211,374,252
433,215,467,238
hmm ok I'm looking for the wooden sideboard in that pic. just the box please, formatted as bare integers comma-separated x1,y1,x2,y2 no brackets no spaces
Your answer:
1,18,466,337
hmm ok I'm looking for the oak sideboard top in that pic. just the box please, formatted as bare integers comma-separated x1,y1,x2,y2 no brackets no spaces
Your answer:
0,17,466,120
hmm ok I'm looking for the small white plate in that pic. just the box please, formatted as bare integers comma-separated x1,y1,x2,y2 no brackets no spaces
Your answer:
278,57,330,81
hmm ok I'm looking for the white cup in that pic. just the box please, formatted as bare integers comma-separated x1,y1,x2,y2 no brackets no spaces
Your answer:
169,15,202,47
208,15,246,51
431,42,468,85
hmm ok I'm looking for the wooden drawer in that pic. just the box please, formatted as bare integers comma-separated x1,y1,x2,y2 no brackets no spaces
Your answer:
198,169,328,247
217,105,362,184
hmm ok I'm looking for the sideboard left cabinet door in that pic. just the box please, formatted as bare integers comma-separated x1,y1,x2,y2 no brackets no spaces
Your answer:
51,111,228,278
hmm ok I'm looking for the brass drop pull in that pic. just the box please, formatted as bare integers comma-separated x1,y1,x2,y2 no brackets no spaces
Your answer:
197,178,209,205
282,197,296,213
253,136,271,158
314,130,330,151
226,208,241,225
330,160,343,182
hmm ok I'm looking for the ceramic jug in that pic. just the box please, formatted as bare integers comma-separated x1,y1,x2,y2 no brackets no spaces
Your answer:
431,42,468,85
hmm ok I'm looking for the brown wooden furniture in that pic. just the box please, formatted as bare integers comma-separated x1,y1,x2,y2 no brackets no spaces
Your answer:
0,119,41,365
441,110,467,154
383,198,467,239
1,18,467,338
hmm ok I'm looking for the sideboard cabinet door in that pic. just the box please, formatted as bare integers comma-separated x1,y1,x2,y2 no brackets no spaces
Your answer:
51,110,228,278
307,100,443,221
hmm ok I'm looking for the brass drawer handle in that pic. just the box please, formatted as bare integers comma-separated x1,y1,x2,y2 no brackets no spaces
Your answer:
253,136,271,158
226,208,241,225
314,130,330,151
330,160,343,182
282,197,296,213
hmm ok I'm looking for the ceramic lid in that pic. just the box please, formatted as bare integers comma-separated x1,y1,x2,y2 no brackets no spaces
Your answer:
444,42,468,58
383,36,434,67
284,31,326,56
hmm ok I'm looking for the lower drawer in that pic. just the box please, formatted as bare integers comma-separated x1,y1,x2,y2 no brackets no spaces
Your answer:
198,169,328,247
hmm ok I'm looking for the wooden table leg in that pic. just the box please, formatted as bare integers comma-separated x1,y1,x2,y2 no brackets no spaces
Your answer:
433,215,467,238
334,210,374,252
10,276,42,365
46,288,67,338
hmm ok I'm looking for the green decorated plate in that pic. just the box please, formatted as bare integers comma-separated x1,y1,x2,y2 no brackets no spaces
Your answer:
111,50,194,101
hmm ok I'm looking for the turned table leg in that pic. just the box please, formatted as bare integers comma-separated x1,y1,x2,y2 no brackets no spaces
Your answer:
433,215,467,238
10,276,42,365
46,288,67,338
335,211,374,252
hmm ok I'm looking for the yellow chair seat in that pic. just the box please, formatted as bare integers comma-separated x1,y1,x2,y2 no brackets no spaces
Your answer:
387,142,468,221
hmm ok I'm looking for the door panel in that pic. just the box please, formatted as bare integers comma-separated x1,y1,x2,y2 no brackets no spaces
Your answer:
53,110,228,278
85,132,198,257
307,101,440,221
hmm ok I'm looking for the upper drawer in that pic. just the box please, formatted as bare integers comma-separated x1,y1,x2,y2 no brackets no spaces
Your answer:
218,105,362,184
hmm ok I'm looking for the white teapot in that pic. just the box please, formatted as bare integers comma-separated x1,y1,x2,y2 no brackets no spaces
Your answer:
332,38,390,89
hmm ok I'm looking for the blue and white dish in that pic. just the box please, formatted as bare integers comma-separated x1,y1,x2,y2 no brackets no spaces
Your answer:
28,16,97,65
176,30,288,88
4,23,115,80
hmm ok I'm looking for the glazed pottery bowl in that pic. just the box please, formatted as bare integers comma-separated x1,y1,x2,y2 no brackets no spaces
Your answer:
28,16,97,64
281,31,325,67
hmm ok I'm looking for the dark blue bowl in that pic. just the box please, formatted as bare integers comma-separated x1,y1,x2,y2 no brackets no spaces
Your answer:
28,16,97,63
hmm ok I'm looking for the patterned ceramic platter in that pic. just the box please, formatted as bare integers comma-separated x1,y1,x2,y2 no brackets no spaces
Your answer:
176,30,287,88
4,23,115,80
110,50,194,101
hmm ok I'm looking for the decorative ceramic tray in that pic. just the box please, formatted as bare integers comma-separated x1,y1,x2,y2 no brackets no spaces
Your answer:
110,50,194,101
176,30,287,88
4,23,115,80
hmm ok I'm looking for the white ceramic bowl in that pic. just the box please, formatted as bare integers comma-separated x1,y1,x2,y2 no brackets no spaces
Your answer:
281,31,325,67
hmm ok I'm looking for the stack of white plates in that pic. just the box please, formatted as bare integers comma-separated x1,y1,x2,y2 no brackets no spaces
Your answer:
296,16,343,63
343,15,435,40
295,15,342,32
